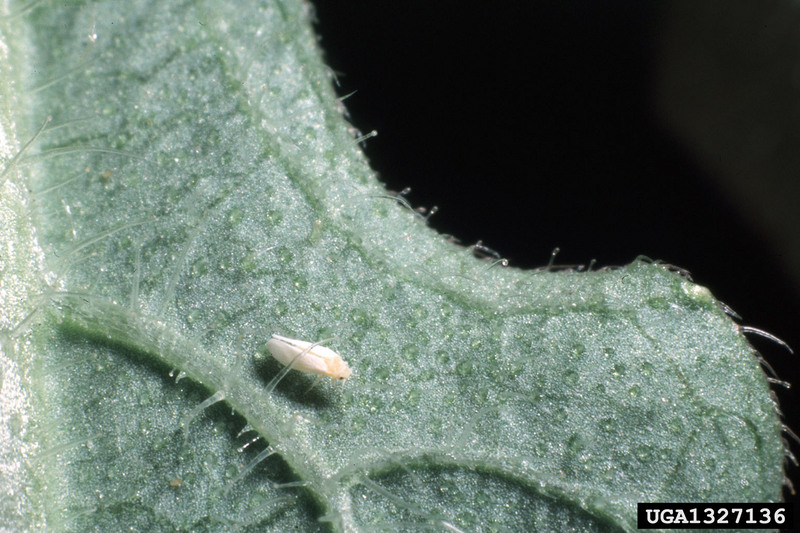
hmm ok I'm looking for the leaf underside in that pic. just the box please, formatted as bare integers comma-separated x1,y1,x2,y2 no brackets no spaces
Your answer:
0,1,785,532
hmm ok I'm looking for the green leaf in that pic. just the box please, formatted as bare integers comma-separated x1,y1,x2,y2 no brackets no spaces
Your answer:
0,1,785,531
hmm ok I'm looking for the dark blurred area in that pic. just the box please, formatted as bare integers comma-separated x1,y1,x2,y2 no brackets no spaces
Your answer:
312,0,800,508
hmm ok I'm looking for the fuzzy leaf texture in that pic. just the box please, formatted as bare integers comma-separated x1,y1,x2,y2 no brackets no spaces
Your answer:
0,1,785,532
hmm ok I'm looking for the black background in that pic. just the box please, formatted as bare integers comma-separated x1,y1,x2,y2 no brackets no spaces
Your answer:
312,0,800,509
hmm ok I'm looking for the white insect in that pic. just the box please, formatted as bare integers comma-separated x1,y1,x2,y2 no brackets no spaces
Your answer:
266,334,352,380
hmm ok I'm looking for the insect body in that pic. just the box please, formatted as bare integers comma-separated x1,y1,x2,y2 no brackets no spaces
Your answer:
266,334,352,380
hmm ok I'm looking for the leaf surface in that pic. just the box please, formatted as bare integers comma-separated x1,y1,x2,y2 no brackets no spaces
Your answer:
0,1,784,531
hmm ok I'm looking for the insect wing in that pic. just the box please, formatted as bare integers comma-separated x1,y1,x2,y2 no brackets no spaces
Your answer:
266,335,329,375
